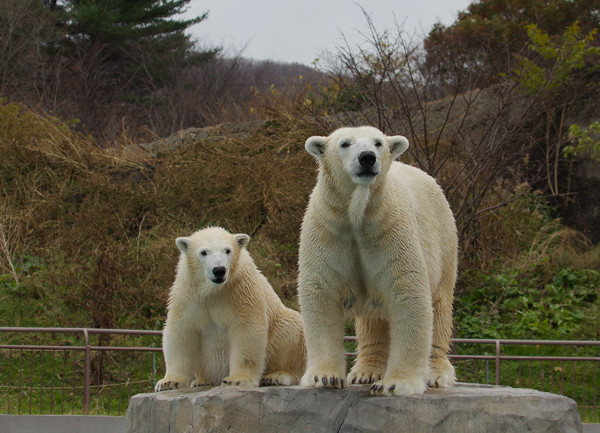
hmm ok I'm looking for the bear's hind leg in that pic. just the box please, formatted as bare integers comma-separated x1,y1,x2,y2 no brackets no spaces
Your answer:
347,317,389,385
264,309,306,386
428,272,456,388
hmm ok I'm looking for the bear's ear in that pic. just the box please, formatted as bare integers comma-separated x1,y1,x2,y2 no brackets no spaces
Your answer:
388,135,409,159
234,234,250,248
305,136,327,158
175,237,191,253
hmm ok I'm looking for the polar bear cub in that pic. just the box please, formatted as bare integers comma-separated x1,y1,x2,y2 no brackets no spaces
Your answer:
155,226,306,391
298,126,457,396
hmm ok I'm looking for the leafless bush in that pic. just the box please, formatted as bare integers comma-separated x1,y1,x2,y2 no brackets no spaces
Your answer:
316,13,542,258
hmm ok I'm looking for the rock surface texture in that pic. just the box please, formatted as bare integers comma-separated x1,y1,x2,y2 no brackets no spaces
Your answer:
126,383,582,433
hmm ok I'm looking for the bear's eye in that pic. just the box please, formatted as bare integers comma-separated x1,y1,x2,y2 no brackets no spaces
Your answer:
200,250,207,256
225,248,231,255
374,140,382,147
340,141,351,148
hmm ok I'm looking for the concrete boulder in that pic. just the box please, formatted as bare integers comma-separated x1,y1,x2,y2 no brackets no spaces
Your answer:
126,383,582,433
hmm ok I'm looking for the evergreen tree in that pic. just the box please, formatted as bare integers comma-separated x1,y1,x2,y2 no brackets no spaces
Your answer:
38,0,220,134
64,0,206,44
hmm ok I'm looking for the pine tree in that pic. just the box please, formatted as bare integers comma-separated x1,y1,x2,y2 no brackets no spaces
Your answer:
64,0,206,44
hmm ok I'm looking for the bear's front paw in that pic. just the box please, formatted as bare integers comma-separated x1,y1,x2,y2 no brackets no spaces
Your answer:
222,374,259,387
261,371,298,386
301,369,345,389
370,375,427,396
155,376,187,392
347,368,384,385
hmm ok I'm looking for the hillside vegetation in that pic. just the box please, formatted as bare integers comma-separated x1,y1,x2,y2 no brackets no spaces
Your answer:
1,0,599,342
1,98,598,341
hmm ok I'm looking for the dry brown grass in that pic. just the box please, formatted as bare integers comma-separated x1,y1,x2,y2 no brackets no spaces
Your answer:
0,100,325,325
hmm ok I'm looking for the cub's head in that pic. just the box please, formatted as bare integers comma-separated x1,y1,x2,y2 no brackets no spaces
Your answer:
305,126,409,186
176,227,249,286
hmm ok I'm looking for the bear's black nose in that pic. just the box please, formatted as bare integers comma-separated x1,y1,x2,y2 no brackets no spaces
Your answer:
358,151,376,168
212,266,226,278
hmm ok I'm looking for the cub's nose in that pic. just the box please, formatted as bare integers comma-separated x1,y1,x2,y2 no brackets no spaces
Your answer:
358,151,376,168
212,266,226,278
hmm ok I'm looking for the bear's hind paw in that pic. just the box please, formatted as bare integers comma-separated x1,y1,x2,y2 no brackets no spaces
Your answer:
370,376,426,396
261,371,298,386
347,369,384,385
222,374,259,387
190,378,212,388
427,371,456,388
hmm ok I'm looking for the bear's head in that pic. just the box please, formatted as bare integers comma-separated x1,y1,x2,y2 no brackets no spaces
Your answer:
176,227,250,287
305,126,409,187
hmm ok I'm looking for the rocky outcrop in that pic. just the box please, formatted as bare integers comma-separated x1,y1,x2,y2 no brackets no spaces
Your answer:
126,383,582,433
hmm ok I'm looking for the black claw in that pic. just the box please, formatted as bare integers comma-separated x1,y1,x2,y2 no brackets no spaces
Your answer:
370,384,377,391
388,384,396,393
351,377,356,384
322,376,328,386
341,379,344,388
314,375,318,384
378,385,384,392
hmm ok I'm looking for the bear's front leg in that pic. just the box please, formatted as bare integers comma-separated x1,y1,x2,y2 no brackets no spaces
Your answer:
155,324,200,391
298,282,347,389
223,321,268,387
370,291,433,396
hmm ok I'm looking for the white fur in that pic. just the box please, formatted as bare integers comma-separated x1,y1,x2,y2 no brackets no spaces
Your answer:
156,227,306,391
298,126,457,396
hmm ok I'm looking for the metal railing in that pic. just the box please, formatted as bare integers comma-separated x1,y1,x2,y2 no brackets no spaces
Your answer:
0,327,163,415
1,328,598,421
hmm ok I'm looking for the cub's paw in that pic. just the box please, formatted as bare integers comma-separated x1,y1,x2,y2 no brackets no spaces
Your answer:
190,377,212,388
155,376,188,392
222,374,259,387
347,368,384,385
370,375,427,396
301,369,345,389
261,371,298,386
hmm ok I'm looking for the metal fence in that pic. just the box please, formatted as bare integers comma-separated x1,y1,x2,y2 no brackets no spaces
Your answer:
1,328,598,421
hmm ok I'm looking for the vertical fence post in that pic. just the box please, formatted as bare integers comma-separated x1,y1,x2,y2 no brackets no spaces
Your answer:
83,329,90,414
495,340,501,385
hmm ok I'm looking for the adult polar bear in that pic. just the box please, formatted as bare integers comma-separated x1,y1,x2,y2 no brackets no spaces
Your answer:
298,126,457,396
156,227,306,391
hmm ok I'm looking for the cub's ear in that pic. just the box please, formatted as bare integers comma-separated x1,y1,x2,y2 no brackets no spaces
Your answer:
305,136,327,158
234,234,250,248
388,135,409,159
175,237,191,253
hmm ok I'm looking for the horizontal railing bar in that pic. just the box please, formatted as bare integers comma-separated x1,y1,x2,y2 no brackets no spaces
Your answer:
342,336,600,346
0,345,162,352
452,338,600,346
0,327,162,336
450,355,600,362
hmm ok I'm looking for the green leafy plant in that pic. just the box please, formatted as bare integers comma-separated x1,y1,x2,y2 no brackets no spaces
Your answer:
564,121,600,160
511,22,600,195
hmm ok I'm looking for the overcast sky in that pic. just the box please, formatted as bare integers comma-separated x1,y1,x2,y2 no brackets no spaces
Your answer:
179,0,473,65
